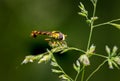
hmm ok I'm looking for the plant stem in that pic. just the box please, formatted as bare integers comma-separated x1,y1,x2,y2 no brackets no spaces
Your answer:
81,65,85,81
93,53,108,58
66,47,86,53
51,51,74,81
74,65,87,81
86,60,107,81
75,70,80,81
84,2,97,81
87,2,97,51
93,18,120,28
87,25,93,51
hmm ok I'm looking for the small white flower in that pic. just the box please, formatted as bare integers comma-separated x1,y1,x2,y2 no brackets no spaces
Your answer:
38,55,51,63
22,56,34,64
79,54,90,66
114,56,120,65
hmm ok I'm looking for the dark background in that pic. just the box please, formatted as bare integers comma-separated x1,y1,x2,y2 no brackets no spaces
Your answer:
0,0,120,81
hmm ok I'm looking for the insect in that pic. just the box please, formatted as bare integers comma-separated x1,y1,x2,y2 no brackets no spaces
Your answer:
31,30,66,41
31,30,67,48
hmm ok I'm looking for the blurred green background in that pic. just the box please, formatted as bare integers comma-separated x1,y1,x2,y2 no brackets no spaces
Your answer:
0,0,120,81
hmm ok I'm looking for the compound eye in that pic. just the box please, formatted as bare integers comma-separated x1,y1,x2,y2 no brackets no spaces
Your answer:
57,32,66,40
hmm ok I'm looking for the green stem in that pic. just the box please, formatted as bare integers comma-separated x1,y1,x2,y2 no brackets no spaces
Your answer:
93,18,120,28
87,25,93,51
93,53,108,58
81,65,85,81
66,47,86,53
51,51,74,81
87,2,97,51
86,60,107,81
75,70,80,81
74,65,86,81
85,2,97,81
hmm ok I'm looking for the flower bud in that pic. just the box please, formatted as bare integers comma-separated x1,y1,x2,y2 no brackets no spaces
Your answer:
86,45,96,55
108,59,113,69
105,46,111,55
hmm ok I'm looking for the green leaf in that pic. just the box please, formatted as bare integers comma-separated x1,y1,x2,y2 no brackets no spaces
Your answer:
109,23,120,30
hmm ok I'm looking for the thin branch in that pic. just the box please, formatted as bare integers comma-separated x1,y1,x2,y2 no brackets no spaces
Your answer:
93,18,120,28
92,53,108,58
86,60,107,81
74,70,80,81
81,65,85,81
51,51,74,81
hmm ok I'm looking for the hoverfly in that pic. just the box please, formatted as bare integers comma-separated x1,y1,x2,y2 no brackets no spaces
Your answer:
31,30,67,48
31,30,66,41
